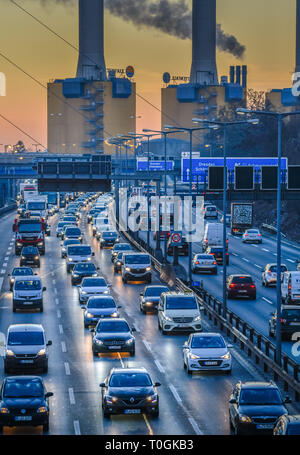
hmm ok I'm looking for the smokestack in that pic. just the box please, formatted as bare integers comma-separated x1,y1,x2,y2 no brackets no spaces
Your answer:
229,66,235,83
190,0,219,85
76,0,107,81
242,65,247,89
235,66,241,85
296,0,300,73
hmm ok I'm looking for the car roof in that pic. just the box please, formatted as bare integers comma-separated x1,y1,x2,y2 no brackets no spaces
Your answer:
8,324,44,332
191,332,222,338
5,375,44,382
145,285,169,289
164,292,195,298
14,275,40,281
229,274,252,278
239,381,278,389
110,367,148,375
89,295,114,300
98,317,127,323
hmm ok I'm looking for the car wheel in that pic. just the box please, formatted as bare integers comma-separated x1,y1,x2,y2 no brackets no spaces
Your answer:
183,360,187,370
130,350,135,357
151,409,159,418
140,306,145,314
40,304,44,312
37,262,40,268
265,282,269,288
42,363,48,374
148,276,152,284
187,364,192,375
4,364,10,374
43,422,49,433
92,348,98,357
229,414,234,432
123,277,127,284
12,305,16,313
225,369,232,375
103,409,111,419
269,327,274,338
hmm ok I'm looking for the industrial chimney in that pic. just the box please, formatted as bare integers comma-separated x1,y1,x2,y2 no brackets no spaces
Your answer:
190,0,219,85
76,0,107,80
296,0,300,73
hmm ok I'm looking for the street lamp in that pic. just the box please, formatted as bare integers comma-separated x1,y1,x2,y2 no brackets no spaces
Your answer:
193,117,259,319
237,107,300,366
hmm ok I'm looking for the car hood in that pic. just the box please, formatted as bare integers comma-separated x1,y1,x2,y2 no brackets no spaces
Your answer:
6,345,44,355
190,347,228,358
164,309,200,317
68,255,91,261
3,397,45,408
143,296,160,303
238,404,287,417
14,290,41,297
74,271,96,276
95,332,131,341
108,386,154,398
81,286,109,294
86,308,116,316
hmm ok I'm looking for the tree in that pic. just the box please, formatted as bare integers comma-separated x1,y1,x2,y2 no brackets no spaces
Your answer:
247,88,266,111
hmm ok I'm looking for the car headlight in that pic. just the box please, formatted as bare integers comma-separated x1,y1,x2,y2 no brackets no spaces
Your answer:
116,262,121,265
104,290,109,294
38,242,43,247
6,349,14,357
239,415,252,423
21,256,25,260
78,237,82,241
146,267,151,272
125,267,131,272
125,338,134,345
145,301,153,306
93,273,98,277
87,257,91,261
69,258,73,262
110,312,118,318
221,352,231,360
86,312,94,318
94,339,103,345
10,278,15,284
106,395,118,404
16,242,22,246
34,256,39,260
37,349,46,356
37,407,47,414
189,353,200,360
146,394,158,403
81,291,87,295
0,407,9,414
73,274,79,278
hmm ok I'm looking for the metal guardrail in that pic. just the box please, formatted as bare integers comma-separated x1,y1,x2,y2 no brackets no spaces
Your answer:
261,223,287,238
122,227,300,401
0,203,17,217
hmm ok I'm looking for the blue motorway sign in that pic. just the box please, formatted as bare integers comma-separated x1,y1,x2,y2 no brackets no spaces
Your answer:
181,157,288,184
137,160,174,172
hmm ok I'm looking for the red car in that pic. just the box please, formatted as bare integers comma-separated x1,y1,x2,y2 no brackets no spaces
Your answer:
226,275,256,300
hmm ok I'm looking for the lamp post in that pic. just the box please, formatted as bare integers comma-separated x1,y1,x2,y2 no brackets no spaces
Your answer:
237,107,300,365
193,117,259,318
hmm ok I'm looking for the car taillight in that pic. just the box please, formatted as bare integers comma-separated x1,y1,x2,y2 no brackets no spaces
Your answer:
213,261,217,265
288,284,292,290
258,234,261,236
281,319,287,324
250,284,256,288
195,261,199,265
244,234,248,237
268,271,272,275
229,284,236,288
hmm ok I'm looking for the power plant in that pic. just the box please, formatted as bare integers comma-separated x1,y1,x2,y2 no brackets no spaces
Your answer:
47,0,136,155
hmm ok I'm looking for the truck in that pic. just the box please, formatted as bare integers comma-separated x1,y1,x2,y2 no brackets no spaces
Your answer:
231,203,253,236
26,195,48,219
20,182,38,203
202,223,229,251
41,192,59,214
13,217,46,255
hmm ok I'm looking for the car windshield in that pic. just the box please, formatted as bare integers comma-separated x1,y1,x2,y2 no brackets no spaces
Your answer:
114,244,131,251
58,222,69,228
74,263,96,272
109,373,152,388
14,280,41,291
18,223,41,233
3,378,44,398
144,287,169,297
102,232,117,238
116,253,123,260
8,331,44,346
206,206,216,211
68,246,91,255
65,228,80,235
191,336,225,349
88,298,116,309
22,247,38,255
97,321,129,333
239,388,282,405
27,202,45,210
282,309,300,318
196,255,214,260
12,268,33,276
247,230,259,234
82,278,106,287
269,265,288,273
166,296,198,310
125,255,150,265
231,276,253,284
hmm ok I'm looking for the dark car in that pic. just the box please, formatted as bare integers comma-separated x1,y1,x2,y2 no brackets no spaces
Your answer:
206,246,229,265
61,239,81,259
99,231,119,248
113,252,124,273
20,246,40,268
100,368,160,418
0,376,53,433
167,237,188,256
83,296,121,328
71,262,99,285
63,227,82,243
4,324,52,374
269,305,300,340
87,209,102,223
91,318,136,356
111,243,132,262
139,285,169,313
274,415,300,435
226,275,256,300
8,267,35,291
229,381,291,435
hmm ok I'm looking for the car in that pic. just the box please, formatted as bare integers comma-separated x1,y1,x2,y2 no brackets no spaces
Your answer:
8,267,35,291
183,333,232,374
262,263,288,287
4,324,52,374
157,292,202,334
221,214,231,226
60,239,81,259
113,252,125,273
274,415,300,435
63,226,82,243
0,376,53,433
61,216,78,226
98,231,119,248
121,253,152,284
78,277,111,304
91,318,136,356
66,244,95,272
56,221,73,238
111,243,132,262
204,205,218,219
20,246,40,268
167,237,189,256
71,263,99,285
205,246,229,265
229,381,291,435
192,254,217,274
281,271,300,304
242,229,262,244
269,305,300,340
82,296,121,328
139,285,170,314
100,368,160,418
12,276,46,313
226,275,256,300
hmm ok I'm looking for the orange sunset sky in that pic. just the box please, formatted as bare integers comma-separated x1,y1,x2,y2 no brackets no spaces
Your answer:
0,0,297,150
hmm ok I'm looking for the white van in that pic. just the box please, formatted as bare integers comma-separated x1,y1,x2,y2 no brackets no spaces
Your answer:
12,276,46,312
66,244,94,273
157,292,202,334
202,223,228,251
281,271,300,304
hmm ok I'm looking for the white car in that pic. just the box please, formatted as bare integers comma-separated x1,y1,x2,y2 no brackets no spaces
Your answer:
242,229,262,243
262,263,288,287
204,205,218,219
183,333,232,374
78,277,111,304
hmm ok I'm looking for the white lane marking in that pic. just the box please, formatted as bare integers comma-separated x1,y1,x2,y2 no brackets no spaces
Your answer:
154,359,165,374
143,339,152,353
0,270,5,275
188,417,203,436
64,362,71,375
59,324,64,334
287,259,294,263
57,310,61,319
55,298,59,305
117,352,125,368
252,244,258,248
69,388,75,405
7,247,12,251
51,272,54,277
262,297,273,304
61,341,67,352
74,421,81,435
262,248,269,252
231,253,238,257
134,323,140,333
4,257,9,261
54,288,57,295
52,279,56,285
0,277,4,292
169,384,182,404
272,253,277,256
254,264,261,268
242,258,250,263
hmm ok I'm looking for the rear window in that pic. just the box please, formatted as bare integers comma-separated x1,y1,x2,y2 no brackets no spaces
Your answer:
114,244,131,251
206,206,216,211
165,296,198,310
282,309,300,318
269,265,288,273
65,228,81,235
144,287,169,297
88,298,116,309
195,255,214,260
231,276,253,284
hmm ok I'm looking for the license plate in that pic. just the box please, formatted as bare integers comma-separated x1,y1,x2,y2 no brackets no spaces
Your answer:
15,416,32,421
20,360,34,364
124,409,141,414
204,361,218,366
177,324,187,328
238,290,247,293
108,346,121,349
290,322,300,326
256,424,274,430
23,302,33,305
293,295,300,298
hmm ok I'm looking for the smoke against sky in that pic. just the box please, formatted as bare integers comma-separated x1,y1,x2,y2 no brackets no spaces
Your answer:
41,0,246,59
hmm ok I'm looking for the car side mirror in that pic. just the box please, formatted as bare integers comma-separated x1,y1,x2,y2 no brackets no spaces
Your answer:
97,267,100,270
81,306,86,310
229,398,237,404
284,396,291,404
154,382,161,387
92,252,95,256
89,328,95,333
43,287,46,292
140,292,143,296
45,392,54,398
99,383,106,388
199,306,204,311
47,340,52,346
117,305,122,309
182,345,189,349
34,273,37,276
108,284,112,287
131,327,136,332
8,274,11,277
227,344,233,348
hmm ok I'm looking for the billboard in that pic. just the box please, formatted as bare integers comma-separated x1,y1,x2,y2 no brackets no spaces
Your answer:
137,160,174,172
181,157,288,184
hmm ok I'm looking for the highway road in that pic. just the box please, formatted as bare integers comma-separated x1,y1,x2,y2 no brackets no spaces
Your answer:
0,206,297,435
